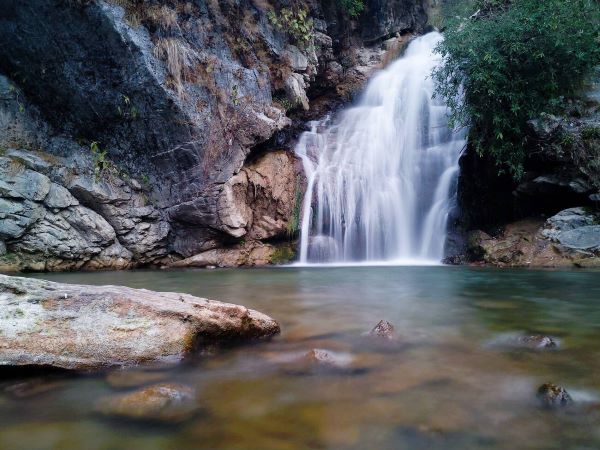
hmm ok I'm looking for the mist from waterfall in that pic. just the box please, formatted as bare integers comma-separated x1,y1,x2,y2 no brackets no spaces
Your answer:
295,32,466,265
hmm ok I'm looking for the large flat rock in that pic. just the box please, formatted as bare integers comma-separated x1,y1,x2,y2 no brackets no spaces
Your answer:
0,275,279,371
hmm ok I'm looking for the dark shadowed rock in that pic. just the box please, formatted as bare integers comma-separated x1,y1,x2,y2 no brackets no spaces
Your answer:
0,274,280,371
96,383,196,422
303,349,345,368
537,383,573,408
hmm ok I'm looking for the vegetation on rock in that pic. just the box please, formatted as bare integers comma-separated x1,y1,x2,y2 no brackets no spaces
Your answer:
340,0,365,18
434,0,600,179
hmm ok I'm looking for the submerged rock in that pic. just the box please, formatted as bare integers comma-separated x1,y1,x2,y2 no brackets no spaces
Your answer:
487,333,559,350
367,320,397,340
0,274,280,371
518,335,558,349
537,383,573,408
303,349,345,368
96,383,196,422
275,348,358,375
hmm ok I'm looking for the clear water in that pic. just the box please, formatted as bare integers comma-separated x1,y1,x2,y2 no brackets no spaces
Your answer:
295,32,466,264
3,267,600,449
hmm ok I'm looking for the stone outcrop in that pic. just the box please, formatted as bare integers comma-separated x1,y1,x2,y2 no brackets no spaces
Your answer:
0,274,280,371
451,70,600,265
0,0,427,272
466,207,600,267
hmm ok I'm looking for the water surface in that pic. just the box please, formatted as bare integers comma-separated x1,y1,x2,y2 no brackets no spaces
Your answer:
2,266,600,449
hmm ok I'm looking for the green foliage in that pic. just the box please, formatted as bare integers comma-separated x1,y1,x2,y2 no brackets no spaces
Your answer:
231,85,241,106
117,94,139,120
90,141,118,180
271,246,296,265
433,0,600,179
267,8,314,47
273,96,297,112
7,84,25,113
340,0,365,18
286,178,303,238
582,125,600,141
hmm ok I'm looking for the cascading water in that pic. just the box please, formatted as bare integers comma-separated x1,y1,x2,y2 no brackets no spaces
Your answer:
295,31,466,264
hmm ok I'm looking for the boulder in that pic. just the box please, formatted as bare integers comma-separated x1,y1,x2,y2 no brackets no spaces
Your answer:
537,383,573,408
0,274,280,371
96,383,196,422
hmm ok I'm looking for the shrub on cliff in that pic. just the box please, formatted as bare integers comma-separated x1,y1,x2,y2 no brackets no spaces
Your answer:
433,0,600,179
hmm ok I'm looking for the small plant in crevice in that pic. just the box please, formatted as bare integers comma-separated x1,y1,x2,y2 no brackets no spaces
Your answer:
117,95,140,120
286,177,304,239
267,8,314,48
340,0,365,18
231,85,241,107
7,84,25,113
90,141,110,179
141,173,151,186
90,141,121,181
273,96,297,112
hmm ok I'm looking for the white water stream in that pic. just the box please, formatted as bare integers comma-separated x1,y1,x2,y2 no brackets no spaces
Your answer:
295,32,466,264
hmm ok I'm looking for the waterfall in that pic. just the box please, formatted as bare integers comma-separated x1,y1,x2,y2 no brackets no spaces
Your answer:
295,32,466,265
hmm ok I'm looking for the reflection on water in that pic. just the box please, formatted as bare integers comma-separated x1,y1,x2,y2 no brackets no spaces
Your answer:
2,266,600,449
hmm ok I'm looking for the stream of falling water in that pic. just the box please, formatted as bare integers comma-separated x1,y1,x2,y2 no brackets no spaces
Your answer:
295,32,466,264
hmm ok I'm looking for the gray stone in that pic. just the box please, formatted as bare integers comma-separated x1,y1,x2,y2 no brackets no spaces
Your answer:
284,45,309,72
542,207,600,245
0,157,51,201
44,183,79,209
527,114,563,140
13,206,116,260
284,73,310,111
85,241,133,270
0,241,5,255
557,226,600,251
0,199,46,240
0,274,280,371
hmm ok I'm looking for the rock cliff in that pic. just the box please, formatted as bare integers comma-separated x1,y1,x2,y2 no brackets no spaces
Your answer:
449,70,600,267
0,0,427,271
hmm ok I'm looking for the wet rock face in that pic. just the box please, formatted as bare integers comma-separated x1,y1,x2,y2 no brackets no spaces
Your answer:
97,383,197,422
537,383,573,408
0,0,428,270
0,274,280,371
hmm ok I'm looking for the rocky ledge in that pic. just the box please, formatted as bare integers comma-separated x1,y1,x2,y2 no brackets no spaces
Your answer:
467,207,600,267
0,274,279,371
